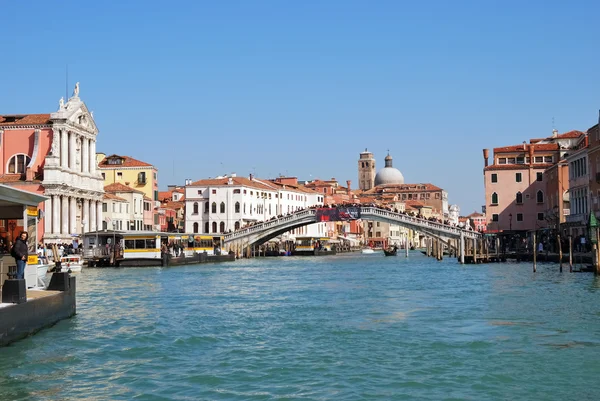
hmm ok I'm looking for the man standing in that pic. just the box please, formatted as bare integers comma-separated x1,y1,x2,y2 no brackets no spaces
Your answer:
11,231,29,280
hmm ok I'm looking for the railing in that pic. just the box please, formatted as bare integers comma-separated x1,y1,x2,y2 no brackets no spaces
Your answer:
225,209,317,241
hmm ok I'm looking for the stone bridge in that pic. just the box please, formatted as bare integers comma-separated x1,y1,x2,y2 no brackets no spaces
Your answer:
224,206,482,256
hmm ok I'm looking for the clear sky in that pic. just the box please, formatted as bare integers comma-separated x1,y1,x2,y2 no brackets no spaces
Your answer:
2,0,599,213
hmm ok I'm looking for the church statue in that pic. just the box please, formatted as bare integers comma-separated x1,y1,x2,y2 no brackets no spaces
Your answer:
73,82,80,97
59,97,64,109
50,130,59,156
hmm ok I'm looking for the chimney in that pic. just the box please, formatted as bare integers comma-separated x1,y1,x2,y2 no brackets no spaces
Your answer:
346,180,351,194
585,134,589,147
523,141,527,151
26,167,34,181
528,144,535,160
249,173,254,181
552,129,558,138
231,172,236,177
482,149,489,167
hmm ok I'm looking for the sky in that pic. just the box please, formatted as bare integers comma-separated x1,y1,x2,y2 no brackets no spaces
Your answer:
1,0,599,213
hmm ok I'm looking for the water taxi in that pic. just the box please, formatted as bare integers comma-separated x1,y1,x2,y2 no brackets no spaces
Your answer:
292,237,336,256
361,247,375,254
59,255,83,273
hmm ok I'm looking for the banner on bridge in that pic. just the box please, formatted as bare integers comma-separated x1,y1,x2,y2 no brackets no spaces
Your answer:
316,207,361,222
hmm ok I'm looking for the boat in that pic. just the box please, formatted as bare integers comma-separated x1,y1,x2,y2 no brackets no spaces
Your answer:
59,254,83,273
361,247,375,254
383,245,398,256
291,237,336,256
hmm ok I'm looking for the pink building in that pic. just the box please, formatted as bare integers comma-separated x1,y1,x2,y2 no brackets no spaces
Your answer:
483,130,585,233
466,212,487,232
143,196,154,230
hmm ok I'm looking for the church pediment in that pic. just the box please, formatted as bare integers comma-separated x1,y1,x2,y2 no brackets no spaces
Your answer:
50,83,98,134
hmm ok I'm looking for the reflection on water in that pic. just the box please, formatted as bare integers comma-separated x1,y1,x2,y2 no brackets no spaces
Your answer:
1,253,600,400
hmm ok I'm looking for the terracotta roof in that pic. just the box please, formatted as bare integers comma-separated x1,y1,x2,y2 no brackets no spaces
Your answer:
98,154,154,168
484,163,553,171
103,193,127,202
557,130,585,139
162,201,184,210
466,212,484,218
158,191,172,201
493,143,559,153
143,196,153,201
104,182,145,194
0,114,51,126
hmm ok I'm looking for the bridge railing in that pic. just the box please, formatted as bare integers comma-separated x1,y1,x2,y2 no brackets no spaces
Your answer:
225,209,316,242
361,207,482,239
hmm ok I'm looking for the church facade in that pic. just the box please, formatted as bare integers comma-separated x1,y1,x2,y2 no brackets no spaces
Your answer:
0,84,104,243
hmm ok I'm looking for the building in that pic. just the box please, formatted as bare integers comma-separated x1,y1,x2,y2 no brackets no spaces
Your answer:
158,200,184,232
465,212,486,232
102,183,145,231
97,153,159,230
586,117,600,222
0,84,104,243
564,133,589,236
184,174,325,237
544,159,569,230
358,149,376,191
482,129,585,233
101,193,129,230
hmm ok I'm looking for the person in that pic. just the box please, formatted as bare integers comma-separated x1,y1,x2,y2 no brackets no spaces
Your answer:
11,231,28,280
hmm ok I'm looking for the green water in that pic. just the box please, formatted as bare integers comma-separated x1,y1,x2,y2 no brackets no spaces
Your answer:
1,252,599,400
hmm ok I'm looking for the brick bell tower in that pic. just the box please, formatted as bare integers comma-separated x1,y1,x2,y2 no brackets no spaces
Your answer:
358,148,376,191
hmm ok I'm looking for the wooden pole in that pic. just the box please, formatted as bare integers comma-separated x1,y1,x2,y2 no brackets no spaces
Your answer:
569,235,573,272
473,238,477,264
405,233,409,257
557,233,562,272
596,228,600,276
460,232,465,264
533,232,537,272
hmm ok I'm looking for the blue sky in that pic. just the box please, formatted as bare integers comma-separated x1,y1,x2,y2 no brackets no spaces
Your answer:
2,1,599,213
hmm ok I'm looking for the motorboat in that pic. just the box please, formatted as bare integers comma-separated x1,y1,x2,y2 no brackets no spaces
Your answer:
361,248,375,254
59,254,83,273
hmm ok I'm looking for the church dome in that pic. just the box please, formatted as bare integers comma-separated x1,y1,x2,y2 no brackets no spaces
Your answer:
374,153,404,186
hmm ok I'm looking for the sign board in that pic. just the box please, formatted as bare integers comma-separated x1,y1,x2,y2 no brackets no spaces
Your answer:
27,255,38,265
316,207,361,222
26,206,38,216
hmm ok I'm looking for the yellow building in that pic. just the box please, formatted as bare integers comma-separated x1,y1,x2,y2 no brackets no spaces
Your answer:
96,153,158,201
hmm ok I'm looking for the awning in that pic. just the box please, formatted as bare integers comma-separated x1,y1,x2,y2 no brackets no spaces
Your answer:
0,184,48,207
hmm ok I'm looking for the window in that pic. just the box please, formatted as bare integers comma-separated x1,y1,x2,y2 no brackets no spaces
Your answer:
507,157,516,164
102,203,107,212
536,190,544,203
212,222,217,233
435,193,440,199
517,213,523,222
516,156,524,164
204,202,209,213
102,221,107,230
491,192,498,205
492,214,499,222
153,172,157,179
235,202,240,213
117,172,123,180
498,158,507,164
211,202,217,213
516,192,523,204
204,222,209,233
112,203,116,212
193,222,198,233
212,189,217,194
537,212,544,221
515,173,522,182
544,156,553,163
220,202,225,213
535,156,543,163
536,172,543,182
101,173,105,179
220,222,225,233
6,154,30,174
138,172,146,184
233,189,241,194
243,203,246,213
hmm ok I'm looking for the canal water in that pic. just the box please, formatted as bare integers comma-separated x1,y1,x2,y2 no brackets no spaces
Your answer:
1,252,600,400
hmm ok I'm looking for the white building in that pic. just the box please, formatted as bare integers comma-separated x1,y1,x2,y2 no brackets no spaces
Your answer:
43,84,104,243
184,174,326,238
103,183,145,231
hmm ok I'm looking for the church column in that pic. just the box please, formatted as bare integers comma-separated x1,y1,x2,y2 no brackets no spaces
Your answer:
44,197,52,237
61,195,69,235
83,199,89,234
89,140,97,174
69,132,76,170
61,130,69,168
52,195,60,235
90,200,97,232
82,137,89,174
69,196,77,235
96,201,103,231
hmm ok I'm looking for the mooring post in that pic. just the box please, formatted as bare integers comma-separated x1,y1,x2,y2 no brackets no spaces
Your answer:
533,232,537,272
473,238,477,264
558,234,562,272
569,235,573,272
459,231,465,264
596,227,600,276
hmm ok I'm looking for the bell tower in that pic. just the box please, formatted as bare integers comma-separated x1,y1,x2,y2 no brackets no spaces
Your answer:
358,148,376,191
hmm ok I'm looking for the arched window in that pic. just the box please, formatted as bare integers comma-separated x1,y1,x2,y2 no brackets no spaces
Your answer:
537,190,544,203
220,222,225,233
491,192,498,205
234,221,240,230
193,222,198,233
235,202,240,213
204,222,209,233
204,202,209,213
243,203,246,213
516,192,523,204
193,202,199,214
212,222,217,233
220,202,225,213
250,204,253,215
7,154,31,174
211,202,217,213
